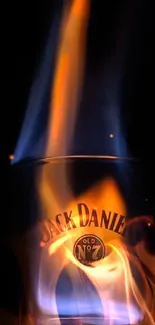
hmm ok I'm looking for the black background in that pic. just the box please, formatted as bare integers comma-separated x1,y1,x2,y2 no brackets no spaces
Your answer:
3,0,155,159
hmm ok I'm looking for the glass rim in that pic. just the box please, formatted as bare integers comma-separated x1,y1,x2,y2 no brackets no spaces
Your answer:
11,154,139,167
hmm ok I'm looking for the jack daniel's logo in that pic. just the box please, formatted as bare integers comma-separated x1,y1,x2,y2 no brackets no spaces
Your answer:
74,234,105,266
41,202,126,243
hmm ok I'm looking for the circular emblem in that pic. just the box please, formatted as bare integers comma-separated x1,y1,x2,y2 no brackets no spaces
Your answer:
73,234,105,266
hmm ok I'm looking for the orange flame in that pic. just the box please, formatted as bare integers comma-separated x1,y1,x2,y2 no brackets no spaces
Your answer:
36,0,155,324
38,169,155,324
46,0,90,157
38,0,90,220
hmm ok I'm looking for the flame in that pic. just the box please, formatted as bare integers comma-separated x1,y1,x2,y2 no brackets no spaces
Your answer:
35,0,155,324
38,0,90,218
38,171,155,324
46,0,90,157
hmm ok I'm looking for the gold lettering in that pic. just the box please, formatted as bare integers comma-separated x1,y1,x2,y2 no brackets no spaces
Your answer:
92,245,101,260
77,245,86,260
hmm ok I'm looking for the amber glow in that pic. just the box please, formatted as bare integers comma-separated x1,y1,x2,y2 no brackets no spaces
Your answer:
38,168,155,324
9,154,14,160
46,0,90,157
36,0,155,324
48,236,154,324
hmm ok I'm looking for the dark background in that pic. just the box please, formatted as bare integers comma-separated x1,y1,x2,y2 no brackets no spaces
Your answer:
1,0,155,321
4,0,155,160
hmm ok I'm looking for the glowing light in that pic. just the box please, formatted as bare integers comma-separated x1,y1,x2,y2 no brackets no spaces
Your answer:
38,173,155,323
40,241,45,248
36,0,155,323
147,222,151,227
9,154,14,160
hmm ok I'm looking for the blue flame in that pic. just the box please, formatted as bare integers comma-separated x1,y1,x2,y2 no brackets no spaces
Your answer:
38,266,143,324
13,13,61,164
13,2,136,163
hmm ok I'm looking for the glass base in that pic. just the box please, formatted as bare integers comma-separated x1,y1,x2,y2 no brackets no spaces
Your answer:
36,316,139,325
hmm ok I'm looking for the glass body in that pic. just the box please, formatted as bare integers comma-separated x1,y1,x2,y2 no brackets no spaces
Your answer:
9,156,155,325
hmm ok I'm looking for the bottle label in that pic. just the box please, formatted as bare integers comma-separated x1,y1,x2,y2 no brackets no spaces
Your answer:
40,202,126,246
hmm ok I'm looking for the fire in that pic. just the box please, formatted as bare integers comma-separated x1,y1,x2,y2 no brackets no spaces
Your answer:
46,0,90,158
35,0,155,324
38,171,155,324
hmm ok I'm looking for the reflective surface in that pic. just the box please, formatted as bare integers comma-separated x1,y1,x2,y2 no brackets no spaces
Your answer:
7,157,155,324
